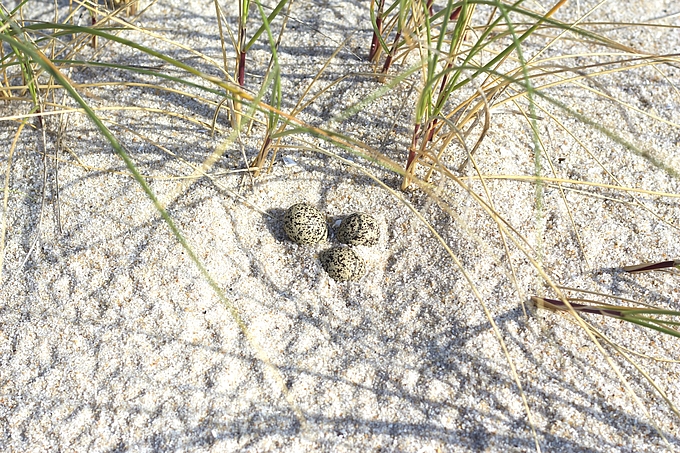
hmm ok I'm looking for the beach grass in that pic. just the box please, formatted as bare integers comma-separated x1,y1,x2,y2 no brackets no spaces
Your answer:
1,0,679,450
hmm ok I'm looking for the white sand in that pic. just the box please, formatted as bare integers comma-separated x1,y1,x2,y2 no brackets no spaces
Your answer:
1,0,679,451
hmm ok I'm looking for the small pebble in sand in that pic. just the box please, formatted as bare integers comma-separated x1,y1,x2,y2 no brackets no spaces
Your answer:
320,247,366,281
337,213,380,246
284,203,328,245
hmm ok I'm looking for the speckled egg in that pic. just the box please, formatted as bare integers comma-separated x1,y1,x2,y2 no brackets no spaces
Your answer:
337,213,380,246
320,247,366,282
283,203,328,245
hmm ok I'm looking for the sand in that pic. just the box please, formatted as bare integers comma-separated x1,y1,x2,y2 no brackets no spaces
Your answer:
1,0,679,451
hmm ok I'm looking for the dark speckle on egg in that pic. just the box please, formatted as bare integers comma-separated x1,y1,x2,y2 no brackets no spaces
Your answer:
284,203,328,245
320,247,366,281
337,213,380,246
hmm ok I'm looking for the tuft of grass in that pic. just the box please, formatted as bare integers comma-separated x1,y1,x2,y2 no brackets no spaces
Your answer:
535,260,680,339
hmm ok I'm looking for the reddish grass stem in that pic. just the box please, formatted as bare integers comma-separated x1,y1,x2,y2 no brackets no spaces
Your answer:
381,30,400,73
623,260,679,273
368,0,384,62
532,297,626,318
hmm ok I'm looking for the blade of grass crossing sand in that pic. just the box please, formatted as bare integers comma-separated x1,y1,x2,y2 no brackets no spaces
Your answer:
245,0,290,52
22,23,243,93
